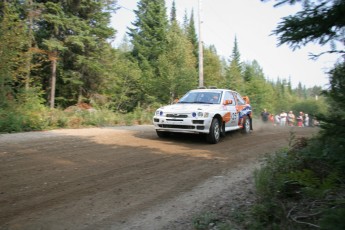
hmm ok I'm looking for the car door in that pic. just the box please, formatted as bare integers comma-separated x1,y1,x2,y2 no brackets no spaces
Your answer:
234,92,249,127
223,91,238,128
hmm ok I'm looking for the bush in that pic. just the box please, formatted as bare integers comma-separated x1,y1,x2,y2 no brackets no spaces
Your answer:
0,88,50,132
0,100,156,133
251,134,345,229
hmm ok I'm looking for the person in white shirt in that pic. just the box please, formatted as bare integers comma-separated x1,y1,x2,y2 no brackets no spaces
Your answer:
280,110,287,126
304,114,309,127
274,114,280,126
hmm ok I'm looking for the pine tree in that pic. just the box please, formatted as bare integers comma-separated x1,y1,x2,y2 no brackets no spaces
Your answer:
157,3,197,103
34,0,116,108
243,61,275,112
129,0,168,65
0,2,27,107
203,45,225,88
226,36,244,92
272,0,345,57
170,0,177,22
128,0,169,104
185,10,198,60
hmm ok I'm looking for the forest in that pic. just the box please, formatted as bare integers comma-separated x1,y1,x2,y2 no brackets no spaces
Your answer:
0,0,329,132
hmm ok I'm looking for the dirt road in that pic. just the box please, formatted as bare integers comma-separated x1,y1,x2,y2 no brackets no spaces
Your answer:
0,124,317,230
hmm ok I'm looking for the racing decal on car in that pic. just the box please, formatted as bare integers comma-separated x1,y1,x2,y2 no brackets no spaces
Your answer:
237,105,251,118
231,112,238,123
222,112,231,123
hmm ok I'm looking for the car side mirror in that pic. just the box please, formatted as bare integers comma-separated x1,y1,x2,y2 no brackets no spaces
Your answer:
223,99,233,105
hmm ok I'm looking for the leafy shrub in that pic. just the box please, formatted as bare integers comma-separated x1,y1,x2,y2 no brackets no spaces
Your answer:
193,212,218,230
251,133,345,229
0,88,49,132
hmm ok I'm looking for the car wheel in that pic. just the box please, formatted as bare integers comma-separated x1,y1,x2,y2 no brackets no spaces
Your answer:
242,116,251,134
207,118,221,144
220,122,226,137
156,130,170,138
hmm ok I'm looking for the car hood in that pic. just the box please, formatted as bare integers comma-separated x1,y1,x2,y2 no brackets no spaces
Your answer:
159,103,221,113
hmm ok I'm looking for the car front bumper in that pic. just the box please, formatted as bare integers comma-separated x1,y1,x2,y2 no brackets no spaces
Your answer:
153,116,212,134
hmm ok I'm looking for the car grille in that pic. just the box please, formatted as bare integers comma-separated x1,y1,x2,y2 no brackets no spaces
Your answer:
158,124,195,129
166,119,183,122
166,114,188,118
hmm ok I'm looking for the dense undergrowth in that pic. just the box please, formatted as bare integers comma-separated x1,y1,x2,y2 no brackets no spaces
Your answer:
193,62,345,230
0,101,155,133
192,133,345,230
250,134,345,230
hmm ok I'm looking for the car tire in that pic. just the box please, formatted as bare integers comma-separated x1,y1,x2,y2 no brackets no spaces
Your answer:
207,118,221,144
242,116,251,134
220,122,226,137
156,130,170,138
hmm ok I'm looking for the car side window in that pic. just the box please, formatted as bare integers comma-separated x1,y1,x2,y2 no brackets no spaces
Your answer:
224,91,235,105
235,93,245,105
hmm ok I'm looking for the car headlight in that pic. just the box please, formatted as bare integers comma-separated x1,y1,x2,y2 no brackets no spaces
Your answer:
194,112,209,118
155,110,163,116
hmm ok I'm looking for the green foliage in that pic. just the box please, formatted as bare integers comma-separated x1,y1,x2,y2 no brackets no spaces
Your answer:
103,50,142,112
203,46,226,88
129,0,168,65
225,37,244,92
272,0,345,56
193,212,218,230
291,98,328,117
157,20,197,102
129,0,173,105
0,88,49,133
184,10,198,60
251,134,345,229
319,208,345,230
0,3,28,107
243,61,276,115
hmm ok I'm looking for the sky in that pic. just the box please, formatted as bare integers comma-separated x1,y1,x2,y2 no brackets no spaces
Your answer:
110,0,340,88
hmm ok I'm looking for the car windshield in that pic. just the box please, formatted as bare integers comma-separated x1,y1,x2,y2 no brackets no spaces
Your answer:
178,91,222,104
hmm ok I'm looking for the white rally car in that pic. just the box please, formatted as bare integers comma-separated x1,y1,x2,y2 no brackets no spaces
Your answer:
153,88,253,144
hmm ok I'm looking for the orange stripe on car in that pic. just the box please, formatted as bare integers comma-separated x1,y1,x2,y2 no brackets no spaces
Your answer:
223,112,231,123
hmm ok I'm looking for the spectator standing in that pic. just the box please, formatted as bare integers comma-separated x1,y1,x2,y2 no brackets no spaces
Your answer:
274,114,280,126
261,109,270,123
304,114,309,127
287,111,295,126
297,112,304,127
280,111,287,126
269,114,274,125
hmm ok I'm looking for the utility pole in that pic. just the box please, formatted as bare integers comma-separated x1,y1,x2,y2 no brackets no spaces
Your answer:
198,0,204,88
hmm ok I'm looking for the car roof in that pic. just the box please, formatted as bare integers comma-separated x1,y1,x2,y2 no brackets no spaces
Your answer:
189,88,237,93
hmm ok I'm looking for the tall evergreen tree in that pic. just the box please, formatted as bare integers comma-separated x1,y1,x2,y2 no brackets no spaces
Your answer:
34,0,116,108
270,0,345,57
243,61,275,112
170,0,176,23
0,2,28,107
226,36,244,92
203,45,225,88
128,0,169,104
185,9,198,60
157,3,197,103
129,0,168,65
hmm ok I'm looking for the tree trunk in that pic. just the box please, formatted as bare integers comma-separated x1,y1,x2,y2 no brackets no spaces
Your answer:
25,0,34,90
50,57,57,109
